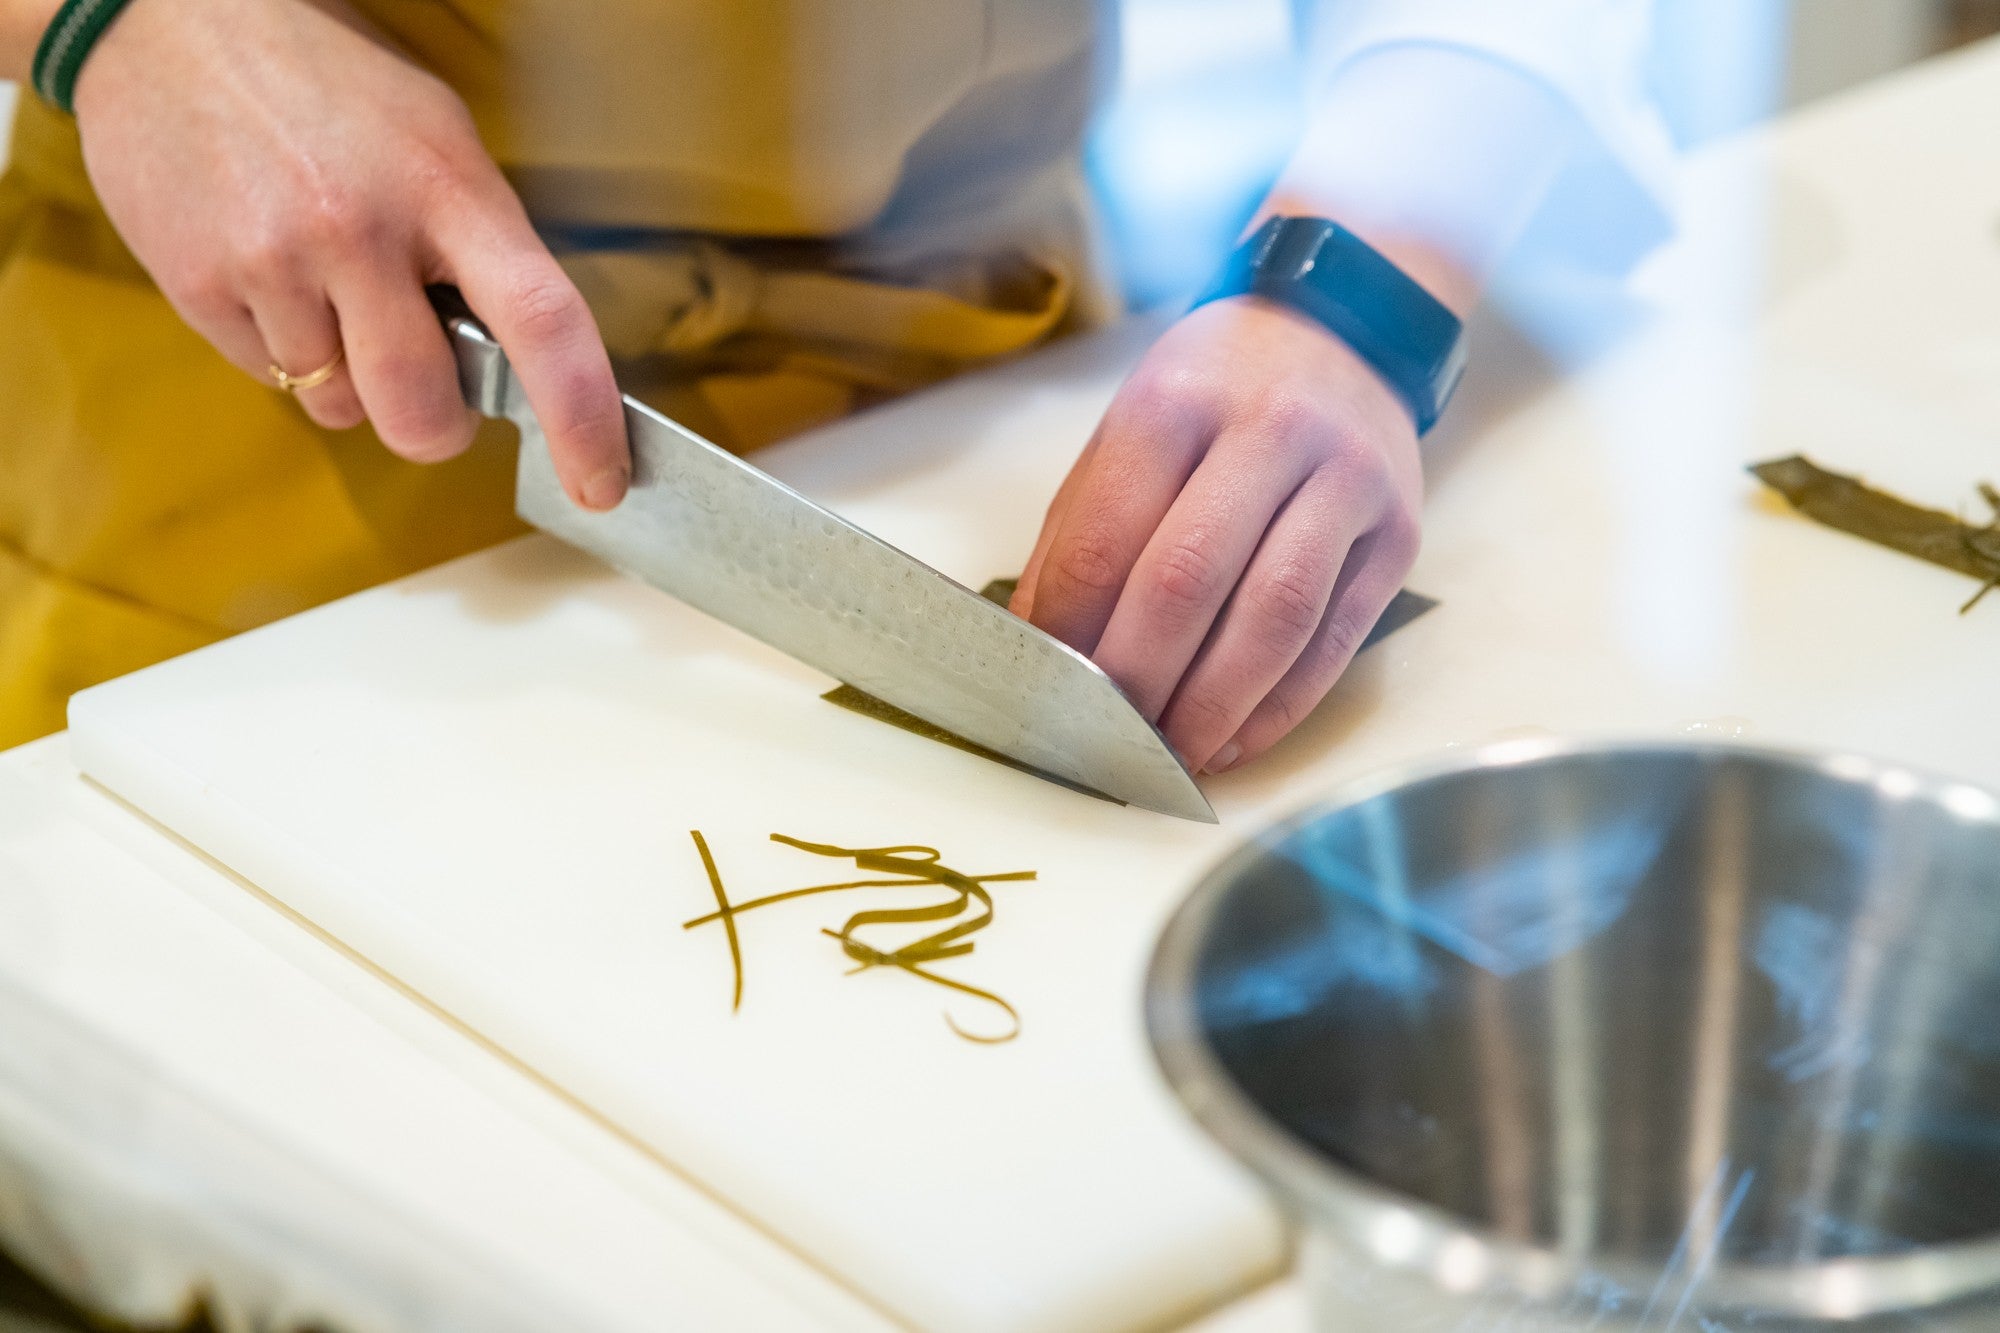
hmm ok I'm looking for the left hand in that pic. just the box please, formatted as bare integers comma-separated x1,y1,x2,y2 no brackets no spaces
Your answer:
1010,295,1423,776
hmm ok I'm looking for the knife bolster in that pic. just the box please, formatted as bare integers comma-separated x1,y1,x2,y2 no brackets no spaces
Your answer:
431,285,515,421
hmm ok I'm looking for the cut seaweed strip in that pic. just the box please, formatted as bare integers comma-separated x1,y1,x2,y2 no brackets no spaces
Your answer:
783,837,1030,1041
821,574,1121,802
681,833,1035,1043
689,830,743,1012
1751,456,2000,612
821,931,1022,1044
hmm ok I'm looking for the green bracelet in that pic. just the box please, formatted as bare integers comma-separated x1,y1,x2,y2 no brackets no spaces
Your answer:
31,0,141,115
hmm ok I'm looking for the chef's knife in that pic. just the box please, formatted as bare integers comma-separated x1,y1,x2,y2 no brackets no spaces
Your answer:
432,289,1216,822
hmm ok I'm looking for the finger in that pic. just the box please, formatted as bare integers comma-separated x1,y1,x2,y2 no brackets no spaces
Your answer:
331,266,479,461
1088,436,1316,720
439,205,628,510
1152,474,1362,768
248,291,366,432
176,296,282,383
164,283,315,390
1023,388,1210,655
1201,521,1418,774
1010,432,1100,621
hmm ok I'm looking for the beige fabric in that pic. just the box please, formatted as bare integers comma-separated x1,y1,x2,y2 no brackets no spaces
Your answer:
366,0,1109,239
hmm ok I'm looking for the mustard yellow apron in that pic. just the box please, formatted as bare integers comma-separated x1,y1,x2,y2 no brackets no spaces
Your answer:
0,0,1111,748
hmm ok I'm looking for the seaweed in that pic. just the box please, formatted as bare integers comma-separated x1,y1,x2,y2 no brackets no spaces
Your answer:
820,576,1439,784
1751,455,2000,612
689,830,743,1012
683,832,1035,1043
818,683,1119,803
1368,588,1442,646
819,575,1120,802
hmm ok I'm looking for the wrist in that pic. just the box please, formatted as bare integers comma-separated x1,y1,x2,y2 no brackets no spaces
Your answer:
1250,193,1478,318
1196,215,1467,436
68,0,167,123
31,0,160,114
69,0,391,121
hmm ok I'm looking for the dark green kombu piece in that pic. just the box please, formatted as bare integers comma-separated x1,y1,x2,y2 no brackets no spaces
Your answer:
683,832,1035,1043
820,576,1438,787
1752,456,2000,613
818,685,1119,803
819,576,1118,802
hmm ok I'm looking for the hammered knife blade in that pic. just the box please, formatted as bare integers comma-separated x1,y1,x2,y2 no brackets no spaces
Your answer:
433,289,1215,822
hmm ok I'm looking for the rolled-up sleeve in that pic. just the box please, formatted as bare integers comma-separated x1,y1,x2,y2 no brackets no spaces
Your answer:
1293,0,1676,278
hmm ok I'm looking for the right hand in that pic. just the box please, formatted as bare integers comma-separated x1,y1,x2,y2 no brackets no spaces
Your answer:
71,0,631,510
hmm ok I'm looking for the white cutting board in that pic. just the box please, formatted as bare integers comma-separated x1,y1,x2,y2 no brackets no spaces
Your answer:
68,48,2000,1333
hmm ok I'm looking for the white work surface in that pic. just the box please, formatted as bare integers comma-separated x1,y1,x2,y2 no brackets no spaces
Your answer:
6,37,1999,1333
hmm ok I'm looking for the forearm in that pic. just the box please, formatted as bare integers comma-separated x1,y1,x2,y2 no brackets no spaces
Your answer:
1251,45,1579,317
0,0,60,82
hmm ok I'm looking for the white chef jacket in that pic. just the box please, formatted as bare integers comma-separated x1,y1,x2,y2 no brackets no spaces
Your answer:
1294,0,1674,282
388,0,1675,298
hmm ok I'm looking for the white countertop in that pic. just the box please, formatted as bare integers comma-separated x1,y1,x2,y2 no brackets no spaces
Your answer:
5,37,1999,1332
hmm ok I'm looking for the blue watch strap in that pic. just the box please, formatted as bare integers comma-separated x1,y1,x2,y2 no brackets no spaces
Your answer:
1194,216,1467,435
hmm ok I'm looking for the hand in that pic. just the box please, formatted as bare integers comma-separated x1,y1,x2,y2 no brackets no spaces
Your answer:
71,0,629,510
1011,297,1423,775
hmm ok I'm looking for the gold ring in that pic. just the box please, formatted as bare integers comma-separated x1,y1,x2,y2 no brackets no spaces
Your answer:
269,347,344,393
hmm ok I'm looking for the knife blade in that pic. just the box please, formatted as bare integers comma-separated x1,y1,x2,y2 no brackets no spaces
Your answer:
432,289,1215,822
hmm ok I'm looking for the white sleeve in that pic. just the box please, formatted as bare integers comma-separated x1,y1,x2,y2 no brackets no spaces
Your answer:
1289,0,1676,280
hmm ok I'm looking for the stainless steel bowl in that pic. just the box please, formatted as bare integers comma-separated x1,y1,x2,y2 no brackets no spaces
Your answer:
1147,740,2000,1330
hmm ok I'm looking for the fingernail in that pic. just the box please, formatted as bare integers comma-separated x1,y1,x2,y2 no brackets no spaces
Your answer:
1204,742,1242,775
581,467,628,511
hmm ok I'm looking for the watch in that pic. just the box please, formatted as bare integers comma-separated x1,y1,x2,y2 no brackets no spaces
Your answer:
1193,215,1468,435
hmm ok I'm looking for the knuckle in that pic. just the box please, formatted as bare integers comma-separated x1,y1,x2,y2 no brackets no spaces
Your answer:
407,134,483,209
368,373,467,453
1049,532,1126,598
170,269,236,323
1137,363,1217,412
1314,604,1371,669
1149,534,1225,616
299,189,382,260
502,271,588,345
232,224,296,289
1254,387,1330,444
1171,683,1240,735
414,154,482,220
535,360,619,447
1114,362,1221,438
413,74,479,133
1261,682,1315,734
303,392,365,432
1272,660,1352,728
1246,565,1325,647
1375,500,1424,568
384,407,468,455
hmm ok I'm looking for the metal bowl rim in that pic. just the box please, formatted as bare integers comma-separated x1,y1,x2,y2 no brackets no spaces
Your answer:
1145,734,2000,1320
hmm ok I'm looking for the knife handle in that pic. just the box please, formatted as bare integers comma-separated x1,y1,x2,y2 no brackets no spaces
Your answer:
429,284,514,420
